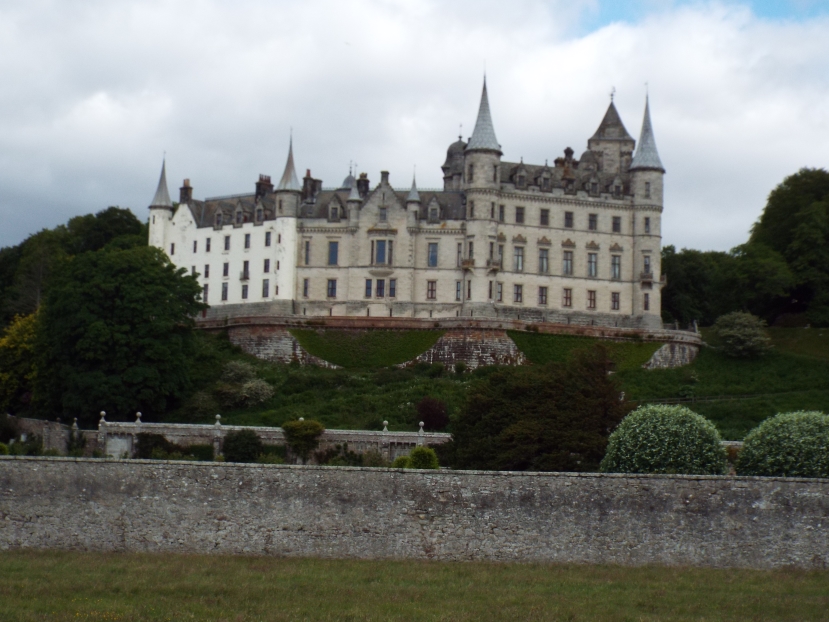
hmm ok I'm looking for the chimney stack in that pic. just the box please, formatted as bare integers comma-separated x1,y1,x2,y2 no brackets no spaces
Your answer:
255,174,273,200
179,179,193,204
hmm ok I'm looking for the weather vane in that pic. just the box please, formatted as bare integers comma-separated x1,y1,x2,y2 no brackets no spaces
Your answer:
610,86,616,102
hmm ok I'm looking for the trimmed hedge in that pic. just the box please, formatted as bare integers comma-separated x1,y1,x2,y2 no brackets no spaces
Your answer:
408,446,439,470
600,405,728,475
737,411,829,477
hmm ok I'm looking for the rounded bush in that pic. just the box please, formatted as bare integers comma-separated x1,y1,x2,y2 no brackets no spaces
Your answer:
239,379,274,405
713,312,772,358
222,429,264,463
600,405,727,475
392,456,410,469
408,446,439,470
737,411,829,478
0,442,8,455
221,360,256,383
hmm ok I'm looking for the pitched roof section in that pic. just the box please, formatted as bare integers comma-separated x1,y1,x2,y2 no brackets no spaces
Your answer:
466,78,501,153
630,96,665,172
150,159,173,207
276,137,301,191
407,174,421,203
590,102,633,141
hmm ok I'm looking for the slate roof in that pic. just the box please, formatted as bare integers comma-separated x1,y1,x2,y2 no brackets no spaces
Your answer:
150,160,173,207
630,96,665,172
466,79,501,152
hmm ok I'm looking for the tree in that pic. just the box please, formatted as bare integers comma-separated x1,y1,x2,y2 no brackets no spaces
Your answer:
416,396,449,431
0,313,38,414
222,429,265,463
281,419,325,463
65,207,146,255
33,246,205,425
451,347,629,472
713,312,772,358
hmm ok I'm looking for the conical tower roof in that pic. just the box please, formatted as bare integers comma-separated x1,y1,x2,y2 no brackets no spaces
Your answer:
406,174,421,203
347,180,362,202
630,96,665,172
466,78,501,153
591,101,633,141
276,136,301,191
150,159,172,208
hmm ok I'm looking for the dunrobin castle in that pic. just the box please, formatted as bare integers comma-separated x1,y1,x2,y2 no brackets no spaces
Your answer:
148,80,666,328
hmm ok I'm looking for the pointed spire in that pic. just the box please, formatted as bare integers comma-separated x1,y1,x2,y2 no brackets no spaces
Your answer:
276,135,301,191
591,101,633,141
407,173,421,203
630,95,665,172
347,179,362,202
466,78,501,153
150,159,172,208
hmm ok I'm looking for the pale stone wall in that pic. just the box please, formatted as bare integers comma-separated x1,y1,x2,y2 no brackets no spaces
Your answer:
1,457,827,569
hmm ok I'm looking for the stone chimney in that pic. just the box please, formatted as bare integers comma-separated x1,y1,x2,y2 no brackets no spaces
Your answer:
179,179,193,204
356,173,370,198
255,174,273,200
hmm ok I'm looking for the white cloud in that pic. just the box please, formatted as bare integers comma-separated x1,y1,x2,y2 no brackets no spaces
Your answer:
0,0,827,251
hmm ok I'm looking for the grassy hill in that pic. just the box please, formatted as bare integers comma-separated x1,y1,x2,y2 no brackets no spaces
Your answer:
166,327,829,440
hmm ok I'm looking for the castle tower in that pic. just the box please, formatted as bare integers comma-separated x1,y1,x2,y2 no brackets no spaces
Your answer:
148,159,173,251
406,173,421,228
463,78,502,192
273,137,301,302
587,100,635,176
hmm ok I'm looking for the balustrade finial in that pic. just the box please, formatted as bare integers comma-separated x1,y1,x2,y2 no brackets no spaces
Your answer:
383,421,388,432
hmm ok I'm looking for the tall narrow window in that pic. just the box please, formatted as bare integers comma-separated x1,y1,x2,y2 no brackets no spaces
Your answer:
515,206,525,224
563,288,572,307
644,182,651,198
539,249,549,274
644,255,652,274
497,282,503,302
455,281,462,301
223,262,229,277
204,264,210,278
513,284,523,303
303,278,309,298
428,243,438,267
304,240,310,265
588,253,598,277
278,234,281,243
203,284,208,304
469,201,475,219
375,240,386,264
224,235,230,251
265,231,272,246
587,290,597,309
241,284,249,299
564,211,574,228
644,217,651,234
388,241,393,265
457,243,463,266
221,282,228,301
488,281,493,299
389,279,396,297
467,280,471,300
468,241,474,259
490,203,495,219
191,266,196,276
376,279,385,297
611,255,621,280
538,286,548,305
365,279,373,298
644,293,650,311
328,241,338,266
498,244,504,261
612,216,621,233
499,205,505,222
170,243,175,255
262,279,270,298
540,209,549,226
331,206,339,221
327,279,337,298
256,208,263,222
588,214,598,231
468,163,474,183
427,281,437,300
193,241,198,253
514,247,524,272
244,233,251,249
206,238,211,252
242,260,249,279
489,242,494,259
611,292,620,310
563,251,573,275
264,258,270,273
379,207,387,222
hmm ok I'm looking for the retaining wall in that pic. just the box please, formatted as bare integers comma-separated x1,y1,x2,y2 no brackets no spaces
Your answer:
1,457,826,569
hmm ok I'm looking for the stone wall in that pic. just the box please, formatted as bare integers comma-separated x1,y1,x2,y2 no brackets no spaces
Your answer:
406,329,525,369
643,342,699,369
1,457,827,569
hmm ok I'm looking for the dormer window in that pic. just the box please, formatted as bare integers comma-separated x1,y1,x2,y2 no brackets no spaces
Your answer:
330,206,339,221
541,177,551,191
235,210,243,224
517,174,525,188
255,208,263,222
429,207,438,222
215,213,223,226
614,185,621,196
591,182,598,195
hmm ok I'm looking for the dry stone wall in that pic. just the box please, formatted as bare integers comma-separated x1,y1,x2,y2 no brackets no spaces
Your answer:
1,457,827,569
405,329,526,370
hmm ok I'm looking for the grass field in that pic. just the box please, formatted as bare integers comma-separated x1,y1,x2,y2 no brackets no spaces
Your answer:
507,331,662,371
289,329,444,369
2,551,828,621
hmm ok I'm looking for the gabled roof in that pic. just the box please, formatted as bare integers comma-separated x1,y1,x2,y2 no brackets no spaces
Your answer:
466,78,501,153
630,96,665,173
150,159,173,208
590,102,633,141
276,137,301,191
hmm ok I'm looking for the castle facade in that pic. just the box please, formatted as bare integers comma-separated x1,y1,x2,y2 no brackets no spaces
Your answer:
148,81,666,328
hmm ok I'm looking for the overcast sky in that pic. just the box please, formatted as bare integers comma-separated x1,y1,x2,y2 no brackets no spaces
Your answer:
1,0,828,251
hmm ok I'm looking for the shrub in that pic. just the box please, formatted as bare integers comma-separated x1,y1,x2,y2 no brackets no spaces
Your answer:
600,405,728,475
282,419,325,463
187,444,214,462
737,411,829,478
392,455,410,468
182,391,219,421
416,397,449,432
713,312,772,358
408,446,439,469
239,379,274,406
67,427,86,457
315,443,362,466
0,414,19,444
221,360,256,383
454,362,467,375
221,429,264,463
0,442,8,455
256,453,284,464
135,433,180,459
361,450,389,467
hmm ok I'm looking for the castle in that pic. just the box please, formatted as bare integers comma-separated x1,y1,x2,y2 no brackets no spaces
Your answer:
148,80,666,328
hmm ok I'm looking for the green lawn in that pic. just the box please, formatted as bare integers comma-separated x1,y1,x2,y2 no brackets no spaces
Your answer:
289,328,444,368
507,331,663,371
2,551,827,621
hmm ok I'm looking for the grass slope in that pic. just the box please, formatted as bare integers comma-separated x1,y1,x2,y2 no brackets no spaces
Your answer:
508,331,662,371
289,328,444,368
2,551,827,621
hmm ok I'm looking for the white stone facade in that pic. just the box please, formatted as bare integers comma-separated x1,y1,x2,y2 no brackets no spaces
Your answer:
148,84,666,329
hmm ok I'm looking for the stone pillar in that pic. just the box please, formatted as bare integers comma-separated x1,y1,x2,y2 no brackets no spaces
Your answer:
213,415,223,458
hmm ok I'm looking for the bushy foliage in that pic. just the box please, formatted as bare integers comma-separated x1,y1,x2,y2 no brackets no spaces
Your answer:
281,419,324,463
600,405,728,475
67,427,87,457
0,413,20,444
416,396,449,431
408,446,439,469
221,361,256,383
181,391,220,422
452,347,629,472
0,313,37,414
714,312,772,358
213,362,273,409
239,379,274,405
392,456,410,468
222,429,264,463
0,442,7,455
188,444,215,462
736,411,829,477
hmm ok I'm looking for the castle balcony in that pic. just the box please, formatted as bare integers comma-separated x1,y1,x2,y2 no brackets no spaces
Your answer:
240,271,250,281
640,271,654,284
486,258,501,272
461,258,475,271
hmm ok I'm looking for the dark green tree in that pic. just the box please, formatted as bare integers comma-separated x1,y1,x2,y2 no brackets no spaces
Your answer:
65,207,146,255
451,347,630,472
33,245,205,425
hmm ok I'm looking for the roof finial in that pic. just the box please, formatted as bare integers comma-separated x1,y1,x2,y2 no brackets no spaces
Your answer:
459,123,463,141
610,86,616,102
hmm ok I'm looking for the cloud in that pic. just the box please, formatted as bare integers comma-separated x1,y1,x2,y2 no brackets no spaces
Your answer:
0,0,827,252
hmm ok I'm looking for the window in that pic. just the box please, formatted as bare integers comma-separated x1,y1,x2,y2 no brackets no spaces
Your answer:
376,279,385,297
244,233,251,249
375,240,386,264
276,261,280,270
469,201,474,218
538,286,548,305
611,292,620,310
645,182,651,198
644,293,650,311
611,255,621,280
365,279,373,297
588,214,598,231
644,255,652,275
379,207,387,222
236,211,243,224
588,253,598,277
242,260,249,279
563,251,573,275
498,244,504,261
591,182,599,194
304,240,310,265
587,290,597,309
493,166,498,182
614,185,621,196
278,199,283,213
468,163,474,183
331,206,339,220
265,231,272,246
430,207,439,221
540,209,549,226
242,284,249,299
644,217,651,234
224,235,230,251
515,206,525,224
468,241,474,259
327,279,337,298
427,280,437,300
206,238,211,252
222,262,229,277
514,247,524,272
264,259,270,272
499,205,505,222
490,203,495,219
221,282,228,301
488,281,493,299
455,281,462,301
457,243,462,267
428,243,438,267
489,242,494,259
564,211,574,228
256,208,263,222
328,241,338,266
262,279,270,298
191,266,196,276
513,284,523,303
303,278,309,298
202,284,208,304
497,282,503,302
193,240,197,253
216,213,223,227
204,265,210,278
389,279,396,298
467,280,472,300
170,243,175,255
612,216,621,233
563,288,572,307
539,249,549,274
278,233,281,244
